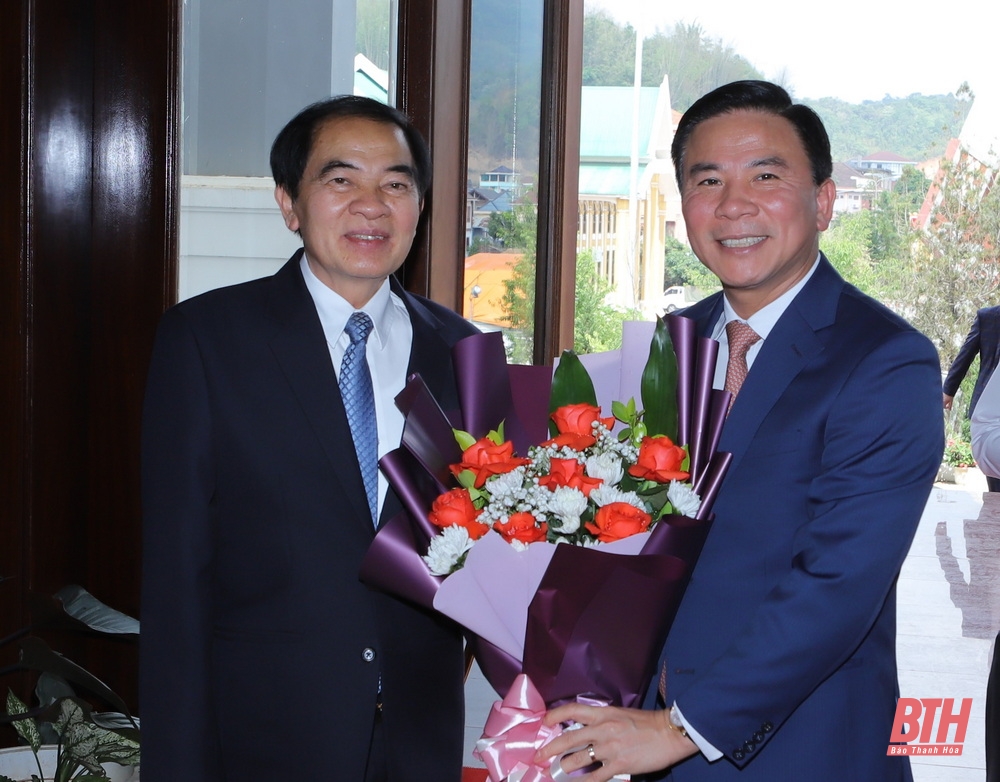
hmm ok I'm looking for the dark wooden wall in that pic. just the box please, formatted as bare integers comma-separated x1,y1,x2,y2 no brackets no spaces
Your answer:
1,0,180,722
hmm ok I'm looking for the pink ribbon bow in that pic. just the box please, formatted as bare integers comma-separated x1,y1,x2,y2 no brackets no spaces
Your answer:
474,674,563,782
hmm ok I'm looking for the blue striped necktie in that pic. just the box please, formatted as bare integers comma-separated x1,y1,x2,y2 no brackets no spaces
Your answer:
340,312,378,525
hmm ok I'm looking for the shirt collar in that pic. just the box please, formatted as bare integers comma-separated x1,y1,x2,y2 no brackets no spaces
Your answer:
299,253,393,350
715,253,821,340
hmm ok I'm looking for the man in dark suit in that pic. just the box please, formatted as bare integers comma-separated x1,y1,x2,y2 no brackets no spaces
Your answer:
140,96,477,781
537,81,943,780
944,305,1000,490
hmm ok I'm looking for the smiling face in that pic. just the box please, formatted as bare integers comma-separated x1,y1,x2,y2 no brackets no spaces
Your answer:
275,115,423,307
679,109,835,318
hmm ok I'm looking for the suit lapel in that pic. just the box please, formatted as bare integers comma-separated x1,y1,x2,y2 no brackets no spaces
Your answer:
265,253,374,529
395,279,460,410
700,257,845,473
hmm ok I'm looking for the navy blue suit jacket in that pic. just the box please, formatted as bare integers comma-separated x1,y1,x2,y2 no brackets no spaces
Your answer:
644,257,943,780
140,252,478,781
943,305,1000,414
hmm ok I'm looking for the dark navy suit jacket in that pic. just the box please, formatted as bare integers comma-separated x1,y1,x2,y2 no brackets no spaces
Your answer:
943,305,1000,414
140,251,477,781
644,257,943,781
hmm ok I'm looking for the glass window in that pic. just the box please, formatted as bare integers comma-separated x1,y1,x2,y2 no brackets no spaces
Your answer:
462,0,544,363
179,0,394,301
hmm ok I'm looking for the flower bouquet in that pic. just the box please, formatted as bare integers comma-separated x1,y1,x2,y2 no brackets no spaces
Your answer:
360,316,731,780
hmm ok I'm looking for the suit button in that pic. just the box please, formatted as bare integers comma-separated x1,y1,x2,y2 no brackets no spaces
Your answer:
762,722,773,732
362,647,376,663
753,732,764,742
744,741,756,752
733,749,745,761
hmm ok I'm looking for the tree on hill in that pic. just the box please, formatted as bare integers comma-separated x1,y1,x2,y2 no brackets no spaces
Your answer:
582,11,763,110
642,22,766,111
805,93,971,162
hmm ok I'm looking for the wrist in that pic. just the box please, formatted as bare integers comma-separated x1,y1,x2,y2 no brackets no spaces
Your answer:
667,705,688,739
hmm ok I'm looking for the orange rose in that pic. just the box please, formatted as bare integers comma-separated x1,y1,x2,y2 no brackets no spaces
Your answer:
538,457,603,497
493,512,548,544
450,437,531,488
628,436,690,483
428,488,490,539
541,432,598,451
548,403,615,448
585,502,652,542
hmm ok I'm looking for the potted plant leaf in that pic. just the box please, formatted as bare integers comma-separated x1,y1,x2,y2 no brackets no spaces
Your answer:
0,586,140,781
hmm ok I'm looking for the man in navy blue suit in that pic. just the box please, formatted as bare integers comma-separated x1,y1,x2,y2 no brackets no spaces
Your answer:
537,81,943,780
140,97,477,781
943,305,1000,491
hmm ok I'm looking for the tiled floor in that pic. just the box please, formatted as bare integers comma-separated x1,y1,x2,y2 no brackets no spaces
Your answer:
463,472,998,778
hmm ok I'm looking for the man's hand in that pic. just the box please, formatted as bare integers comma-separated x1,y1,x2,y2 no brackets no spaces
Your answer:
532,703,698,781
943,393,954,410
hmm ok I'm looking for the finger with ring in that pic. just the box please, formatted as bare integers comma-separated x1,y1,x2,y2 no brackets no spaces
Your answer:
587,743,597,762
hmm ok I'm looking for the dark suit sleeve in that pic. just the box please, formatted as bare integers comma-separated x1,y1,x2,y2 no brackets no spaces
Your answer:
943,311,983,396
140,307,221,781
680,328,944,763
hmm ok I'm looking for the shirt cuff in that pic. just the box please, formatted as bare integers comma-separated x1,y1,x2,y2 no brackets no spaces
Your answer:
673,702,723,762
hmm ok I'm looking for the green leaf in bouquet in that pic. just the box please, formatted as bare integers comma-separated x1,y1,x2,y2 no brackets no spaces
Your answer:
6,689,42,752
455,469,478,489
612,398,639,425
640,317,679,441
467,485,490,507
637,484,673,520
452,428,477,452
549,350,598,434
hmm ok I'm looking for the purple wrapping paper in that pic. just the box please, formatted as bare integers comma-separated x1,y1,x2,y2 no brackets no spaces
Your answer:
360,322,730,705
524,545,688,709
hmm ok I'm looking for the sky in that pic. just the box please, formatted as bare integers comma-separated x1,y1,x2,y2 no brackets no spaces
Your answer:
588,0,999,104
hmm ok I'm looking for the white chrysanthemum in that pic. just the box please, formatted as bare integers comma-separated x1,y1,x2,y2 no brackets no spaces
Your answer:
509,538,531,552
422,525,474,576
487,468,526,499
667,481,702,518
585,452,623,485
590,484,645,510
548,486,588,534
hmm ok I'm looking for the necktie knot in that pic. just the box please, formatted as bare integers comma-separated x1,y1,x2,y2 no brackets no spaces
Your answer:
726,319,760,359
345,311,374,346
724,320,761,412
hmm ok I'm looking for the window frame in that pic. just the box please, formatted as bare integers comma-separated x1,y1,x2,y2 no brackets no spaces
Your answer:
398,0,582,363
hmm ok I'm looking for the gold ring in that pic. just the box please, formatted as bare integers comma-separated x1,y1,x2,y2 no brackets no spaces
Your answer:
587,743,596,762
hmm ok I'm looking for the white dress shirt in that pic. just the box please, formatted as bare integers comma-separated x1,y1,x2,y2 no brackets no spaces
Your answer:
300,255,413,518
710,255,822,387
972,368,1000,478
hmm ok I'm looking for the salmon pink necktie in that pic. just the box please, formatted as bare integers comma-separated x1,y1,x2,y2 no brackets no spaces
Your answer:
724,320,760,412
